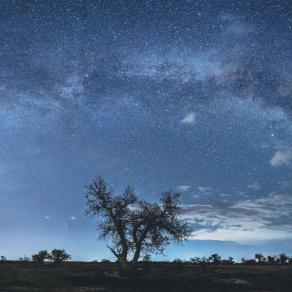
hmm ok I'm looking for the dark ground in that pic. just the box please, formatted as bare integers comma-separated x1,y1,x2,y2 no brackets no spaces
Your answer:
1,261,292,291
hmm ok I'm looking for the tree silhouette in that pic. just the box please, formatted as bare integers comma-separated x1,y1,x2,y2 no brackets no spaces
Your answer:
31,250,50,264
18,255,30,262
267,255,276,265
85,176,190,271
190,256,201,264
0,256,7,262
49,249,71,264
209,253,221,264
222,256,234,265
278,253,289,265
254,253,265,264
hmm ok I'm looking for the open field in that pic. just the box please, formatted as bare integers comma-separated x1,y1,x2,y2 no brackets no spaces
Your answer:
1,262,292,291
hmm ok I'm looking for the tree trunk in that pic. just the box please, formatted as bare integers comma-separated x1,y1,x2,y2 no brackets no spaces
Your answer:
130,244,142,270
118,256,129,272
107,244,129,272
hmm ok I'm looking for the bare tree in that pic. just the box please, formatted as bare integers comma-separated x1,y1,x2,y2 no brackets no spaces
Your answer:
85,176,190,271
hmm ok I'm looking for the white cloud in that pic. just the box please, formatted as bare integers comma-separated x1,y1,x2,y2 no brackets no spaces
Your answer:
70,216,76,220
270,148,292,167
181,113,196,125
176,185,191,192
191,228,292,243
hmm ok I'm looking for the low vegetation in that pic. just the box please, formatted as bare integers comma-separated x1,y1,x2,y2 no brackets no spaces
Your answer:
2,252,292,266
1,259,292,291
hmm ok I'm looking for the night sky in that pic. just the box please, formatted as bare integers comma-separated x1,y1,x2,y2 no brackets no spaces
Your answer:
1,0,292,261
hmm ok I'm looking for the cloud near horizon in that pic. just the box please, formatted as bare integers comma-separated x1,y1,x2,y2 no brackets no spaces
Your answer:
182,193,292,244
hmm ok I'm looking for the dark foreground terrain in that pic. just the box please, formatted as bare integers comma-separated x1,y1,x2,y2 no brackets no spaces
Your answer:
1,262,292,291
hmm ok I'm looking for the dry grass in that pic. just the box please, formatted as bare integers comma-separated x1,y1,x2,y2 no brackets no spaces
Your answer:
0,261,292,291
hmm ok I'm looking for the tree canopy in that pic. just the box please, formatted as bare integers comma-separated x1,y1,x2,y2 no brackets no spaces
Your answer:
85,176,190,270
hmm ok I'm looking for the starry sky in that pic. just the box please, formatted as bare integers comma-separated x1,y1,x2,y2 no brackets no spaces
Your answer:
1,0,292,261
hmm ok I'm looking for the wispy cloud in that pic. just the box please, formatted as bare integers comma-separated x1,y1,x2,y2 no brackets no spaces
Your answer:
181,113,196,125
197,186,212,193
182,193,292,243
176,185,191,192
191,227,291,242
247,182,261,191
270,148,292,167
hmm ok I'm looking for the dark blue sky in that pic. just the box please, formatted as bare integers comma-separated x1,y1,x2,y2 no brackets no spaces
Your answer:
1,0,292,261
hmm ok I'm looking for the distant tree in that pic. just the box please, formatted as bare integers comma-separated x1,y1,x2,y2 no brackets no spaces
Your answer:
267,255,276,265
31,250,50,264
222,256,234,265
173,258,182,263
190,257,201,264
49,249,71,264
18,255,30,262
85,176,190,271
201,256,210,264
209,253,221,264
254,253,265,264
227,256,234,264
277,253,289,265
0,256,7,262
